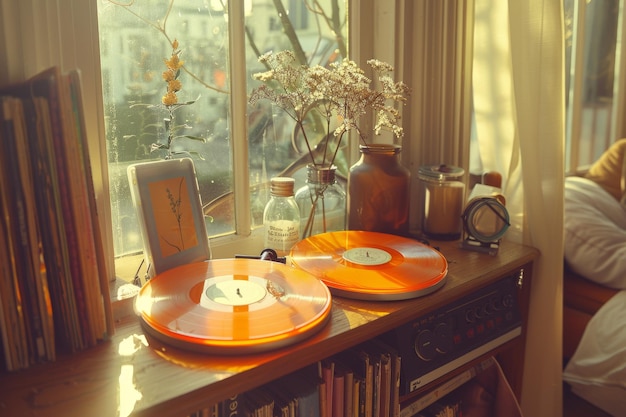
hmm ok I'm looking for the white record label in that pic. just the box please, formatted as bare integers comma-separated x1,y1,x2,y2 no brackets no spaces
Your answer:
205,279,267,306
343,247,392,266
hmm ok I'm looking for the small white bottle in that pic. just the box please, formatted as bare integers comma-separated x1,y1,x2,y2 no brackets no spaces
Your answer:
263,177,300,256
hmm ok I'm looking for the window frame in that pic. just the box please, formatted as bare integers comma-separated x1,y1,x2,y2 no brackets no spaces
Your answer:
106,0,379,270
0,0,475,281
105,0,474,278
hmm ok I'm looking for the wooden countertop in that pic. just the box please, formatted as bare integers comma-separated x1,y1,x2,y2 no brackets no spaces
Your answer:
0,240,538,417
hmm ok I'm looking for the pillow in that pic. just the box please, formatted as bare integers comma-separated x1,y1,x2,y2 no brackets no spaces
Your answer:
563,290,626,417
563,176,626,289
584,138,626,204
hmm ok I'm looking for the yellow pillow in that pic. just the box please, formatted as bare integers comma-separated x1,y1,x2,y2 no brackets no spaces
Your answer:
584,138,626,203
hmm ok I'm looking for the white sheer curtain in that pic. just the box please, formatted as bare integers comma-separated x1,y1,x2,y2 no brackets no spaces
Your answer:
473,1,565,416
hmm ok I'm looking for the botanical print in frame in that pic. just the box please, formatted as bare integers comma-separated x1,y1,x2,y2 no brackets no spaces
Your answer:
148,175,199,257
128,158,210,281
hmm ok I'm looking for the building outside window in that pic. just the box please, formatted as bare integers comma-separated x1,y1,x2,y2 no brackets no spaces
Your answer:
97,0,349,263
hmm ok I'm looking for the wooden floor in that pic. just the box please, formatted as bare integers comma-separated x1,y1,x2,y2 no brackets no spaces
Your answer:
563,383,612,417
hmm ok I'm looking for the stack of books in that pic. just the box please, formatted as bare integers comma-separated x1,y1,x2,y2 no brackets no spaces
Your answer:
187,347,502,417
0,67,112,371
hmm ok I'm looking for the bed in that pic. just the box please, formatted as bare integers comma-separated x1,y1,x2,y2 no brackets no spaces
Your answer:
562,139,626,416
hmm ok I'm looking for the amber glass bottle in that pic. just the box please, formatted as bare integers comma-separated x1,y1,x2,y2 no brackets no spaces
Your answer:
347,144,410,235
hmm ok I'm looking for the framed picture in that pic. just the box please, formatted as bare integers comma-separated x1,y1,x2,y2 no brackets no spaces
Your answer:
128,158,210,281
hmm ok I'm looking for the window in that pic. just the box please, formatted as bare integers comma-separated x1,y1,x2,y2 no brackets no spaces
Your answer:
1,1,477,280
97,0,349,263
564,0,623,173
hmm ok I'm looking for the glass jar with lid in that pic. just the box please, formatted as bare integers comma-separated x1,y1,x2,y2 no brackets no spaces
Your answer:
263,177,300,256
418,164,465,240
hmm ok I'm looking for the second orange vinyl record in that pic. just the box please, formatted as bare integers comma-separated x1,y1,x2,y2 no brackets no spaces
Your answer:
290,231,448,300
135,258,332,354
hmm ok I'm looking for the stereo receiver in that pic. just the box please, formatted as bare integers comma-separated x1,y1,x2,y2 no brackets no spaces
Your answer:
383,269,524,396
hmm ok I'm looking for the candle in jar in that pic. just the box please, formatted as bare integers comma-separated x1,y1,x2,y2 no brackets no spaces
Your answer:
418,165,465,240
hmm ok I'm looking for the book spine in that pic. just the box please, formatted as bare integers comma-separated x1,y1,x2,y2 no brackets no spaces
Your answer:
1,97,47,364
31,96,80,354
21,97,57,362
221,394,241,417
399,357,495,417
0,101,31,370
40,73,88,350
67,70,113,338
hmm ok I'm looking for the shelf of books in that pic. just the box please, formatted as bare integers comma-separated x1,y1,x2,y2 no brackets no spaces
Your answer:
0,67,113,371
200,345,522,417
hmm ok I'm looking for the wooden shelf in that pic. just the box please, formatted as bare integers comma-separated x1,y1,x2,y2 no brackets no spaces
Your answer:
0,240,538,417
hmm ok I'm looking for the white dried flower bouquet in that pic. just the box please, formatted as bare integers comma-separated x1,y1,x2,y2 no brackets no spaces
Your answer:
249,50,410,169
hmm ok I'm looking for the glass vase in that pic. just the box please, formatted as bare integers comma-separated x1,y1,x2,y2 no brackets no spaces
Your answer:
348,144,410,235
295,164,346,239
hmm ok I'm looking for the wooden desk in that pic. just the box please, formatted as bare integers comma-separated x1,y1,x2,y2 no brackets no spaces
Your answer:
0,240,538,417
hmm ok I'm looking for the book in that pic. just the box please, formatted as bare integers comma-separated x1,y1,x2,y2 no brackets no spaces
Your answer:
319,359,335,417
334,348,373,417
0,96,52,364
0,176,30,371
332,364,346,417
352,375,362,417
245,386,275,417
24,95,78,353
371,337,401,417
339,362,354,417
275,364,321,417
65,70,113,339
264,379,295,417
0,66,112,368
61,70,112,341
400,357,496,417
221,393,242,417
0,100,31,371
27,69,90,351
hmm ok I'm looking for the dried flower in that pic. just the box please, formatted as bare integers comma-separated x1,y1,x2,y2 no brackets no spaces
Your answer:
249,50,410,168
147,39,204,158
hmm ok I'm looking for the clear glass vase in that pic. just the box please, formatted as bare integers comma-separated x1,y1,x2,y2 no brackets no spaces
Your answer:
295,164,346,239
347,144,410,236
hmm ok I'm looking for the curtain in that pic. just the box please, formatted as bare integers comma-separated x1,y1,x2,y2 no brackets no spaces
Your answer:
473,1,565,417
0,0,115,280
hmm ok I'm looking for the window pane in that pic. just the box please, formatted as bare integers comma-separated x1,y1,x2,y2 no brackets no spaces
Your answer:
98,1,231,256
242,0,349,228
564,0,620,172
97,0,348,258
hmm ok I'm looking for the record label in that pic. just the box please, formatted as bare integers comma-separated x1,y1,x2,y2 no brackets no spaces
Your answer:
290,231,448,301
202,278,267,308
343,247,392,265
135,258,332,354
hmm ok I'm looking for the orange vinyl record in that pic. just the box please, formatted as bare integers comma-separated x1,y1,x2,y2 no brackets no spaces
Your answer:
290,231,448,301
135,258,332,354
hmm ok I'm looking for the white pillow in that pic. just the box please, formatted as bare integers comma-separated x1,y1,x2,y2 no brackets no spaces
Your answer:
563,290,626,416
563,176,626,289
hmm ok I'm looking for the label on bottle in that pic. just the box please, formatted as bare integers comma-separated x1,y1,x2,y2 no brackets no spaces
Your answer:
264,220,300,255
